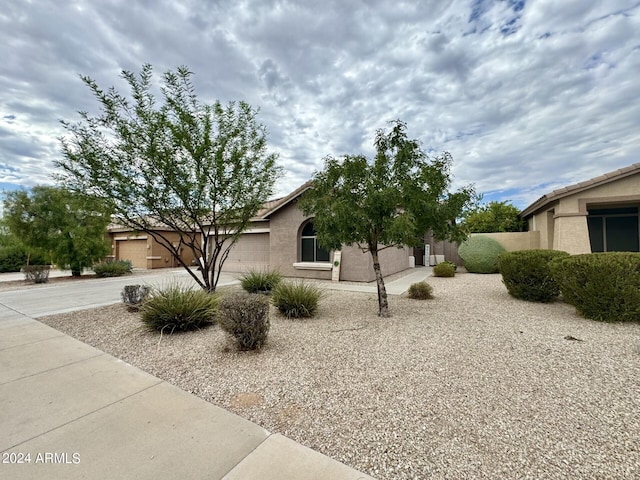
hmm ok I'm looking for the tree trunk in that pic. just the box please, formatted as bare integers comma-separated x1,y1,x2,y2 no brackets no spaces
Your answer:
370,248,390,317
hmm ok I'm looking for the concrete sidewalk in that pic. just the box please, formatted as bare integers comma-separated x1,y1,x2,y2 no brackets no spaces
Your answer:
316,267,433,295
0,275,375,479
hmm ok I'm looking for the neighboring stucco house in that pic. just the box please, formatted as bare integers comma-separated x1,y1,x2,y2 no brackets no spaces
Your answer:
521,163,640,254
107,225,201,269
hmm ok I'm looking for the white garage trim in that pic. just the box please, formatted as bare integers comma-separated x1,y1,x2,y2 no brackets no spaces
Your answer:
115,235,148,241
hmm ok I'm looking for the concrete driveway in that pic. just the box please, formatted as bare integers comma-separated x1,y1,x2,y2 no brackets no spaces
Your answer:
0,268,239,319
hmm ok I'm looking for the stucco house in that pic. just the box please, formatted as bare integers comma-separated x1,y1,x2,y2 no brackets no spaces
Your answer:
521,163,640,254
109,182,412,281
214,182,411,282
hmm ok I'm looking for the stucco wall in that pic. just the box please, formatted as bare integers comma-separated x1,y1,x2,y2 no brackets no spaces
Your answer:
556,174,640,213
268,200,332,280
526,172,640,254
109,231,201,269
149,231,201,269
340,244,410,282
267,200,410,281
528,206,556,250
470,231,541,252
423,234,463,265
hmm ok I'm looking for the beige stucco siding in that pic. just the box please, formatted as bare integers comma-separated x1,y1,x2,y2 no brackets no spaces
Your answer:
149,232,201,269
340,245,410,282
267,200,332,280
469,232,540,251
526,171,640,254
555,174,640,213
110,231,202,269
267,200,410,281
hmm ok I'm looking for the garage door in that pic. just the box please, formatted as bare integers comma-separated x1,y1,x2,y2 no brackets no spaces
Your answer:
221,233,270,272
117,239,148,268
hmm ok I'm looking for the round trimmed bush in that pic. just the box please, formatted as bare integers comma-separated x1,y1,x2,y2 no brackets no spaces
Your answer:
549,252,640,322
458,235,506,274
407,281,433,299
433,262,455,277
141,285,218,333
219,292,270,350
498,249,569,302
271,280,323,318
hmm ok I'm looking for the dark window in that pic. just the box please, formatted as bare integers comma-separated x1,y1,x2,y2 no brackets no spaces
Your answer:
300,221,330,262
607,216,639,251
587,217,604,252
587,207,639,252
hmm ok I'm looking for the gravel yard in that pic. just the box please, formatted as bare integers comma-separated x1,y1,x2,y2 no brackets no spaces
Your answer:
39,273,640,479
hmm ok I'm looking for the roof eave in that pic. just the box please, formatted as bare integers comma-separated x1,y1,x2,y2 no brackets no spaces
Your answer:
261,180,313,218
520,163,640,218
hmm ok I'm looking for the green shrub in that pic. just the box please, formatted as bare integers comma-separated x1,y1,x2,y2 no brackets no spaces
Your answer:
141,285,218,333
443,260,457,271
433,262,455,277
23,265,51,283
0,242,49,273
93,260,133,277
219,292,270,350
121,284,152,311
498,249,570,302
240,269,282,294
458,235,506,273
407,281,434,299
271,280,323,318
0,246,37,273
549,252,640,322
0,250,22,273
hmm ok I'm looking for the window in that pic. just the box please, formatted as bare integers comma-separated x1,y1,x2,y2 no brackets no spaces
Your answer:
300,221,330,262
587,207,639,252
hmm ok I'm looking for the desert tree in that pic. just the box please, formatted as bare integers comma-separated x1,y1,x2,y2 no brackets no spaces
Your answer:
3,186,111,276
463,200,526,233
298,121,476,317
57,65,281,292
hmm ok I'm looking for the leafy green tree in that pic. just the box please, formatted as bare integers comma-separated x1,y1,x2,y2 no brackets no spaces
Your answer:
3,187,111,276
463,200,525,233
0,220,47,272
299,121,476,317
57,65,281,292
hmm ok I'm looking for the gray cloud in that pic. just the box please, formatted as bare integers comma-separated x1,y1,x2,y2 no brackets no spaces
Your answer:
1,0,639,208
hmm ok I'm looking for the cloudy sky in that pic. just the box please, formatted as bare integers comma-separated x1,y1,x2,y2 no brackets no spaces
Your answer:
2,0,639,209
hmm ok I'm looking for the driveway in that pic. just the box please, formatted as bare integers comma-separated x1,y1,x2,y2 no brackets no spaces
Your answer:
0,268,239,319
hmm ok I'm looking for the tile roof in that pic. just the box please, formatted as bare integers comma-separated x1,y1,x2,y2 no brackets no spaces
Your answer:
521,163,640,218
258,180,313,219
107,181,314,232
